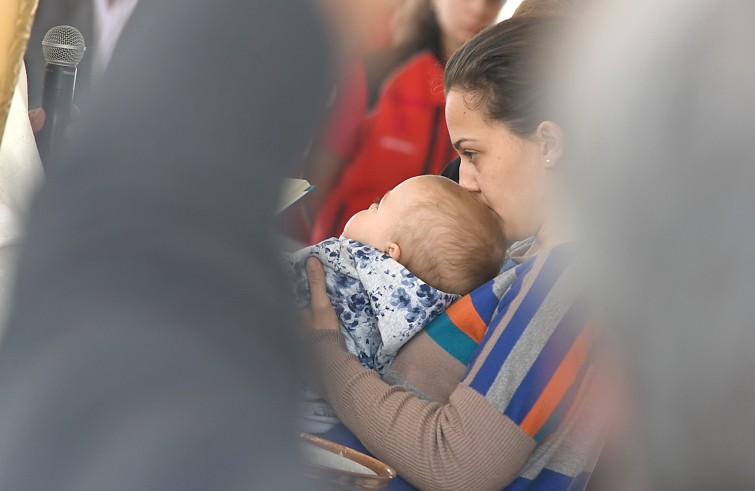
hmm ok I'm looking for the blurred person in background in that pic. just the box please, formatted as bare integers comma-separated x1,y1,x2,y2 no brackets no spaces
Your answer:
25,0,139,109
561,0,755,488
319,0,402,59
309,0,503,244
365,0,453,109
0,0,332,490
279,0,403,243
294,0,423,232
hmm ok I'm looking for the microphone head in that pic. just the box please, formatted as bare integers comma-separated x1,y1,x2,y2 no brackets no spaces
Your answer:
42,25,86,67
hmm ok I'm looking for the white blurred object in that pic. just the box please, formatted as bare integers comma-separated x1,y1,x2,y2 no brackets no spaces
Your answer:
93,0,139,81
497,0,524,21
0,63,44,332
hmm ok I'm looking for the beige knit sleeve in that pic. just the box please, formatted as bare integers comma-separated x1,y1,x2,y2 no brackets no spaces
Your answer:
310,330,536,491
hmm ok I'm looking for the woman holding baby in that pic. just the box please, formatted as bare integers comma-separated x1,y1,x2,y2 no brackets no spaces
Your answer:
305,15,610,491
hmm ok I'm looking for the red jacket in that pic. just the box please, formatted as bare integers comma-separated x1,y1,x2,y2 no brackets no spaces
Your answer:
311,50,455,243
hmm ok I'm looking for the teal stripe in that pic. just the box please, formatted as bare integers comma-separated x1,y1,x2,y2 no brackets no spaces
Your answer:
425,313,479,365
534,418,557,443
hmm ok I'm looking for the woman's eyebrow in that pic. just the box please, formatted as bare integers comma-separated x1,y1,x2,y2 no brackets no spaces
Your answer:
452,137,478,150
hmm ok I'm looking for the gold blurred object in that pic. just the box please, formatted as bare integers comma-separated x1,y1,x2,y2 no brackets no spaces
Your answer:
0,0,38,146
300,433,397,490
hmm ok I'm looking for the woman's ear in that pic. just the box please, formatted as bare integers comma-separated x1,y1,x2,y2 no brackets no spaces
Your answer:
386,242,401,262
536,121,564,169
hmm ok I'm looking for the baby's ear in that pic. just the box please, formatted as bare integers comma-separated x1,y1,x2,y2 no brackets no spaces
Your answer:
386,242,401,262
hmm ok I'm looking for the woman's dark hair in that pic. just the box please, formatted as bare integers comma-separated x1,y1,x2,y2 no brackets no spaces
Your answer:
444,16,565,137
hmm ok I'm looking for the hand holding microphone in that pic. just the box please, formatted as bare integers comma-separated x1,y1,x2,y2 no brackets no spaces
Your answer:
29,104,81,134
34,25,86,167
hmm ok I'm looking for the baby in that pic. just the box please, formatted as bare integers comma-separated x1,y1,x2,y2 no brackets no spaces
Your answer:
287,175,506,373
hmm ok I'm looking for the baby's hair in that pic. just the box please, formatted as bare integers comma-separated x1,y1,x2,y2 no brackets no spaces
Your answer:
394,176,506,295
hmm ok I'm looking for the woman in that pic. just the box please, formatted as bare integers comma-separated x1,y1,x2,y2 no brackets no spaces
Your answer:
309,0,503,243
305,16,610,491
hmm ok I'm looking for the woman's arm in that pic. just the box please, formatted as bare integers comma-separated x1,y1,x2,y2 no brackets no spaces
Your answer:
306,247,597,491
311,330,535,491
305,258,534,490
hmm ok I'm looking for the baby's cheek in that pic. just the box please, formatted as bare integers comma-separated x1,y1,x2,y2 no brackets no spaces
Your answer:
341,212,364,240
340,221,352,240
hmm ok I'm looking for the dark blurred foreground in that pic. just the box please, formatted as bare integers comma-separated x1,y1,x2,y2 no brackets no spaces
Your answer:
0,1,332,489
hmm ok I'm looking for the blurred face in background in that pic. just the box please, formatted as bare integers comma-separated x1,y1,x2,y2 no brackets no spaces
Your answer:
432,0,503,57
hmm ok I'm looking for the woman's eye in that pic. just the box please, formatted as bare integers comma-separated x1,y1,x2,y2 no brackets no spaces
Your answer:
462,151,478,163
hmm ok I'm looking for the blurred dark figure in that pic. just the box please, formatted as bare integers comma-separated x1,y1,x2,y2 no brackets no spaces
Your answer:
0,0,331,490
562,0,755,489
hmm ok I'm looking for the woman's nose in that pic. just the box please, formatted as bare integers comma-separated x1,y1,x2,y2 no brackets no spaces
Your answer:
459,162,480,192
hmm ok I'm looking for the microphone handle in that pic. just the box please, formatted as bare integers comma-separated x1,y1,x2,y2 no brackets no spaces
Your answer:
37,63,77,167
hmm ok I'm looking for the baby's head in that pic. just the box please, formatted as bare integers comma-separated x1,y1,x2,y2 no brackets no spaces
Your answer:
342,175,506,295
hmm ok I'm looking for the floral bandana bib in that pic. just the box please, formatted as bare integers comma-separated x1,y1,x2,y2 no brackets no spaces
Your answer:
286,238,459,373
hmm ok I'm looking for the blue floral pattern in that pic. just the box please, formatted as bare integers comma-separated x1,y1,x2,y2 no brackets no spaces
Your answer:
285,238,459,373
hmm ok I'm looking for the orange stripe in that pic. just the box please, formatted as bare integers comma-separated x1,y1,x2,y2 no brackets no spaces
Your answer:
562,363,596,424
445,295,487,343
520,327,593,437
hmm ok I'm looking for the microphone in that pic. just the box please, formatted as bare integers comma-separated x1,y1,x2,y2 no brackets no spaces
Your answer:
36,25,86,167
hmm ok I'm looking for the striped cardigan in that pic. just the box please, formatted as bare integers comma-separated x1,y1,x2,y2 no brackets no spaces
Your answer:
312,243,607,490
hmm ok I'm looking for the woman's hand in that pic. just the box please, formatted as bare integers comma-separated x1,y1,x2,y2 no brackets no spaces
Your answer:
302,257,339,331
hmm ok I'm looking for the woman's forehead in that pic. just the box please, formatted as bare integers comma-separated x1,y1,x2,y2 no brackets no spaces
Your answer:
446,91,490,129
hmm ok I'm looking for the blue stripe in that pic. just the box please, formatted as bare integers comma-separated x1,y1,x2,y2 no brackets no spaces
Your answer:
504,298,587,425
469,249,570,395
504,469,591,491
502,259,518,272
424,312,478,365
469,277,502,325
466,259,534,374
